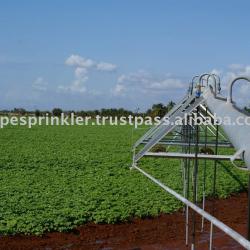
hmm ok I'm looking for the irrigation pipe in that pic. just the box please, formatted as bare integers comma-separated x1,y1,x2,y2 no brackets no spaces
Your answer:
132,164,250,249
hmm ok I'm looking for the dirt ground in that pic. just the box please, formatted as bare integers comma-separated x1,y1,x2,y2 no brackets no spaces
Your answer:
0,192,248,250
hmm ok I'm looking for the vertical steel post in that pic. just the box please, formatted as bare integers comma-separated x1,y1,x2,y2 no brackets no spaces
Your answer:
187,118,191,200
248,174,250,240
186,205,189,246
213,124,219,197
201,106,208,232
192,107,199,249
182,125,187,201
209,222,213,250
182,124,189,245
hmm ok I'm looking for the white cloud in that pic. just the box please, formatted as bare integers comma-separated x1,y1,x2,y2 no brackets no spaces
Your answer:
117,74,126,84
58,81,87,94
58,67,88,94
60,54,117,94
111,84,126,96
65,54,117,72
75,67,88,80
65,55,95,68
117,70,152,86
32,77,48,91
210,69,222,76
113,70,184,96
96,62,117,72
228,64,244,71
148,79,184,90
212,65,250,88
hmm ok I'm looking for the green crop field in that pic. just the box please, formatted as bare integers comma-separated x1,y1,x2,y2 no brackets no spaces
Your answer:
0,124,248,235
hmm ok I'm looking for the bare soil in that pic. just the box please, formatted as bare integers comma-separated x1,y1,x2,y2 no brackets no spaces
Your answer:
0,192,248,250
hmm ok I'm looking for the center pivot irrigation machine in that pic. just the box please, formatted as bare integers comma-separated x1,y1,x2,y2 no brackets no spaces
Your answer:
131,74,250,249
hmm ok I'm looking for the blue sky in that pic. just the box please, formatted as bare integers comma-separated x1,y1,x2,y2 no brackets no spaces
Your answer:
1,0,250,111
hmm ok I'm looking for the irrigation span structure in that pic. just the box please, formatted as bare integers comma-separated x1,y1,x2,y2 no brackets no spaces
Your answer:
132,74,250,249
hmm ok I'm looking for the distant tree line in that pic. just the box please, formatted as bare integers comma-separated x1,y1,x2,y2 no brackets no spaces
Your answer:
0,101,250,117
1,102,250,117
1,102,249,117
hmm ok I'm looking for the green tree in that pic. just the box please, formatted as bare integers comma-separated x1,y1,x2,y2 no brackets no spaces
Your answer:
151,103,167,118
35,109,41,117
13,108,26,115
52,108,63,117
244,106,250,113
166,101,176,112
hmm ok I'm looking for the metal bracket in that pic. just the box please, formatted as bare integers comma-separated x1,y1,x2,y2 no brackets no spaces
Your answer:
230,148,248,171
227,77,250,104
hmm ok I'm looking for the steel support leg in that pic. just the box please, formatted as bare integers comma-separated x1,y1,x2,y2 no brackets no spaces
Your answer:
192,108,199,249
213,124,219,197
248,174,250,240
